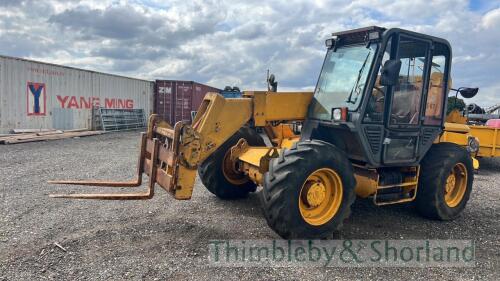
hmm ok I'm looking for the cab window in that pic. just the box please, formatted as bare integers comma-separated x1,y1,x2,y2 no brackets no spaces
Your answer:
424,43,450,126
389,37,429,125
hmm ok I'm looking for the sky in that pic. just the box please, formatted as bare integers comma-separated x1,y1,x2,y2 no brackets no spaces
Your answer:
0,0,499,107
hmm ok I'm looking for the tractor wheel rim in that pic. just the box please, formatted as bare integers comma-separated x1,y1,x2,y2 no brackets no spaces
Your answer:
299,168,343,226
222,149,248,185
444,163,468,208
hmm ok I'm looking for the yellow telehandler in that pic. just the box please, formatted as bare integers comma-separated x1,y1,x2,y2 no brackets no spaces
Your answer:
50,26,480,238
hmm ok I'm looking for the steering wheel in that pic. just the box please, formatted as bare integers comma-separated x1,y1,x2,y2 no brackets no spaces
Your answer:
373,86,385,95
366,86,386,121
371,86,385,109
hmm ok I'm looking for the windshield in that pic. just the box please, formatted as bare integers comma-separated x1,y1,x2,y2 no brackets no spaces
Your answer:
309,44,377,120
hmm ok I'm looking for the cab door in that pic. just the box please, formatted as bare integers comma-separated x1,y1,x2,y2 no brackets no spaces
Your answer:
382,34,431,165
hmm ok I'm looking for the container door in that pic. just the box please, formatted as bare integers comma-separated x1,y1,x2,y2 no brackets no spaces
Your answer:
155,81,173,124
155,81,165,122
174,82,193,124
192,84,205,121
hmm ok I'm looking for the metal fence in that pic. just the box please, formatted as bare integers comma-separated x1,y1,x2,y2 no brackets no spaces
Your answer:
93,107,146,131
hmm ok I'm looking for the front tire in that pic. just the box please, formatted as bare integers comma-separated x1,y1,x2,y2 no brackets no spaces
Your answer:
198,126,265,199
261,140,356,239
416,143,474,220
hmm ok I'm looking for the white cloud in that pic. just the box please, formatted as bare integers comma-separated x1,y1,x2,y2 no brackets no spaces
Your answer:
0,0,499,106
481,8,500,29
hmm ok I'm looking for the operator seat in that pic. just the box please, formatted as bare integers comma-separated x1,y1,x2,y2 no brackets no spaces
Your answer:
424,72,446,125
391,77,421,124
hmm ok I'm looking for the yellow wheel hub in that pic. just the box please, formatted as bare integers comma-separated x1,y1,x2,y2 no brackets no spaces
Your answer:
299,168,343,226
444,163,468,208
222,149,248,185
306,182,327,207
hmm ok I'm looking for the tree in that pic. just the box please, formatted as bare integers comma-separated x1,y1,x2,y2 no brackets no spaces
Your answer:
447,96,465,115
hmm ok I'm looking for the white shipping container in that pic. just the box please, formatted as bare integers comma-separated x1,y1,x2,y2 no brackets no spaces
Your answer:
0,55,154,133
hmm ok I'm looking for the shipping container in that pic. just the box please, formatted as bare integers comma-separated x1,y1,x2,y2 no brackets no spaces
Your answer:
0,55,154,133
154,80,220,125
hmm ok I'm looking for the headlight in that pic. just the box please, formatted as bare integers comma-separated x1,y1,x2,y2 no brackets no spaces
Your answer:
467,136,480,153
332,108,342,121
331,107,348,122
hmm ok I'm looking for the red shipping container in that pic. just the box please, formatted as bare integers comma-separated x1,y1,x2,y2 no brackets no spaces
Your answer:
154,80,220,125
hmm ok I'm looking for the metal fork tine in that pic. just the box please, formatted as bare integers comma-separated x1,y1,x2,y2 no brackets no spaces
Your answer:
47,179,142,187
47,133,148,188
48,138,160,201
49,192,153,200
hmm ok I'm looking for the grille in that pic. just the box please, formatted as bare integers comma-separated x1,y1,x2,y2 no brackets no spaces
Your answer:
421,129,436,147
365,126,382,154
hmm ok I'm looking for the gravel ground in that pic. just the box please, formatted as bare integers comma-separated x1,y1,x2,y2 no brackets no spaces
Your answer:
1,131,499,280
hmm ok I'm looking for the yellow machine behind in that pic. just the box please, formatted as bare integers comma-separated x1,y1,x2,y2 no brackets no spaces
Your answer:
446,110,500,158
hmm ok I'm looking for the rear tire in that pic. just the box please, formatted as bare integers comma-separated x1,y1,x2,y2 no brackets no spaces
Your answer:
198,126,265,199
261,140,356,239
416,143,474,220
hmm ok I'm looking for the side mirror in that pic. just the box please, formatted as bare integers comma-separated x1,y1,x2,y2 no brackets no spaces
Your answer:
459,87,478,99
380,59,402,86
268,74,278,92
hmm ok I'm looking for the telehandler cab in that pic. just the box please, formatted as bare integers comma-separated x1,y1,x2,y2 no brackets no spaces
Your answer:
50,26,478,239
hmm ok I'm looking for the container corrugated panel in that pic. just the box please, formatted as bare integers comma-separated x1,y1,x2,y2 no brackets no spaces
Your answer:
154,80,174,124
0,55,154,133
175,81,194,124
154,80,220,125
192,82,221,110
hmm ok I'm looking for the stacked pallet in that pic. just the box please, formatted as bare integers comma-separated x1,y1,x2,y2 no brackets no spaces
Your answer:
0,129,104,145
